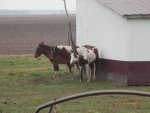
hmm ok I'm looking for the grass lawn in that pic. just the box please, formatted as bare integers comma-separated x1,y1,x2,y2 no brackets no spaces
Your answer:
0,55,150,113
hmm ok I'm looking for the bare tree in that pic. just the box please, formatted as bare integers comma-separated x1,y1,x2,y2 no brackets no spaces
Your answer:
62,0,76,51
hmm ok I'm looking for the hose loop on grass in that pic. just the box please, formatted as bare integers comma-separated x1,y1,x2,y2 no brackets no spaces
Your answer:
34,90,150,113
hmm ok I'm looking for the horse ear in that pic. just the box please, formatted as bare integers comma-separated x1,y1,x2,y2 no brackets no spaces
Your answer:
41,42,44,45
54,46,58,52
39,42,44,46
51,46,56,51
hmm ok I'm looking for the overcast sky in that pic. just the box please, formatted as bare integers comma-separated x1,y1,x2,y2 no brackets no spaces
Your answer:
0,0,76,11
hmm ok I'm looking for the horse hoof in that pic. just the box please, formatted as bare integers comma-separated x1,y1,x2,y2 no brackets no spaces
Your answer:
71,78,74,80
87,80,90,82
52,75,58,79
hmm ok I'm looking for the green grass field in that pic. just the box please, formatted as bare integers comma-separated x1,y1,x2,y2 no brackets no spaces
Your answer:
0,55,150,113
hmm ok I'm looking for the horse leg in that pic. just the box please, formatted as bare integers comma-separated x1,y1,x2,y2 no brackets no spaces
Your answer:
53,64,59,78
91,63,96,80
75,63,80,77
89,62,97,80
82,65,86,77
68,64,74,80
84,64,90,82
87,70,91,82
79,66,84,83
87,63,94,82
93,63,96,80
86,64,92,77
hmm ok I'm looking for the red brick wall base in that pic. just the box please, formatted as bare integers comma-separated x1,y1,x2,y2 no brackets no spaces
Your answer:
96,58,150,86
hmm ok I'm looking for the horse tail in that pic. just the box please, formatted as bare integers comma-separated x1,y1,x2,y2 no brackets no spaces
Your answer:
93,48,99,78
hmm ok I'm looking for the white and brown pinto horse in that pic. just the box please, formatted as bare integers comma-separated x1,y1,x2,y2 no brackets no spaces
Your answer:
70,45,99,82
34,42,79,79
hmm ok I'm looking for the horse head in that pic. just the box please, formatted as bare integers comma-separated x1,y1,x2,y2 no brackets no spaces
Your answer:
70,49,79,66
34,42,44,58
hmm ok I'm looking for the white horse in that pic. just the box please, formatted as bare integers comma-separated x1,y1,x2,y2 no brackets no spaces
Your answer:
70,45,99,82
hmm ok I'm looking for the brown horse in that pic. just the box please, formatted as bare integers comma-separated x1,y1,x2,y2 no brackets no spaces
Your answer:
34,42,79,79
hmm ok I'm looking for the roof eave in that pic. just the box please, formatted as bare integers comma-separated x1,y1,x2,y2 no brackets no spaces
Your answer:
123,14,150,19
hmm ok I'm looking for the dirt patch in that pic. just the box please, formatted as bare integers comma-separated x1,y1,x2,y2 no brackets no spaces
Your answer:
31,76,51,85
30,76,62,85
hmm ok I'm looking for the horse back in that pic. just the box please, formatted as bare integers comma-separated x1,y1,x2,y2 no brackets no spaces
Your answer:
83,45,99,59
52,45,72,64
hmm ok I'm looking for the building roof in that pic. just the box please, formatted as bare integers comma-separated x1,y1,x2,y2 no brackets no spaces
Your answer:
99,0,150,18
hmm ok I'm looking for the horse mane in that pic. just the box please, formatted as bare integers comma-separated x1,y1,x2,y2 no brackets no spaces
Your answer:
38,43,55,58
38,42,53,50
41,44,54,51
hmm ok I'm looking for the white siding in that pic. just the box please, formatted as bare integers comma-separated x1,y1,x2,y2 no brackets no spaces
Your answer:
77,0,150,61
77,0,131,61
128,19,150,61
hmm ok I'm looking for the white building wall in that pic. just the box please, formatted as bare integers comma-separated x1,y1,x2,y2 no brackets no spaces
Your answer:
76,0,132,61
77,0,150,61
128,19,150,61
